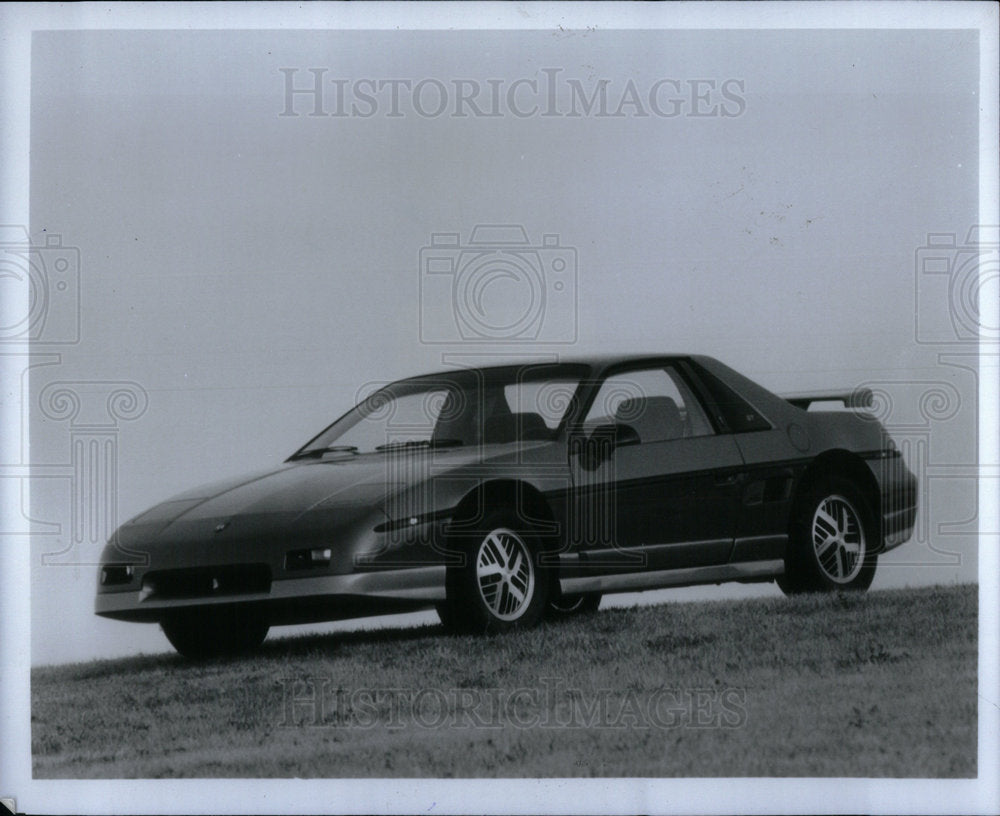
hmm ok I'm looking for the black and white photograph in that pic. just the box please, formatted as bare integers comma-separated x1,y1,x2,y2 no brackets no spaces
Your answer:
1,2,998,814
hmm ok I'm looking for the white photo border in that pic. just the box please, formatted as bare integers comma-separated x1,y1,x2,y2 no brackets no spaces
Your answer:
1,2,997,814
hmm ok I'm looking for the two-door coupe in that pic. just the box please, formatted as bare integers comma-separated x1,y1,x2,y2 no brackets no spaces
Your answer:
96,355,917,657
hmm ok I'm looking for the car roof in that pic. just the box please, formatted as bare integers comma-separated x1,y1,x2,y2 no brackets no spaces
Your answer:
393,353,707,384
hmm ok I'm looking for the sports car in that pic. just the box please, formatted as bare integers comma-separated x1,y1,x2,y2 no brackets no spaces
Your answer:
95,355,917,658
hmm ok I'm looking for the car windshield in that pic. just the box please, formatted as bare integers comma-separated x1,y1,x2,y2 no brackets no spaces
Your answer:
292,364,587,457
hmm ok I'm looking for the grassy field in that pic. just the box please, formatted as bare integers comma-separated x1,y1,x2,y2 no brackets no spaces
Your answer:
31,583,977,778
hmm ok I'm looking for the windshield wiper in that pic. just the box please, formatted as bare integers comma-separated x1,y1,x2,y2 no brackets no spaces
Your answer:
290,445,359,460
374,438,463,452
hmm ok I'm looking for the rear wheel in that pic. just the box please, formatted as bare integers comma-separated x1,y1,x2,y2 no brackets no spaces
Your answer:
778,476,877,595
435,602,457,630
441,508,549,634
160,606,269,659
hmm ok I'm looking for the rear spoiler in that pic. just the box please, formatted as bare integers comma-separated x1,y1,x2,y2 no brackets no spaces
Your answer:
783,388,874,410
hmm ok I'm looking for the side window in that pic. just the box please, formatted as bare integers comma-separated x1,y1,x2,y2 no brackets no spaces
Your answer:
584,367,714,443
503,379,579,430
688,363,773,433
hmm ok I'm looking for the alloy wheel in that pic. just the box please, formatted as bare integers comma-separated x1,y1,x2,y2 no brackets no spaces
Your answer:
811,494,866,583
475,528,535,621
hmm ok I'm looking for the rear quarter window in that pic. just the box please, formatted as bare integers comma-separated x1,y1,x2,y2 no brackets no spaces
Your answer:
689,364,773,433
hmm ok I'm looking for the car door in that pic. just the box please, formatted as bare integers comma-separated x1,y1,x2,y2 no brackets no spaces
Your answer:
683,359,800,564
568,364,744,573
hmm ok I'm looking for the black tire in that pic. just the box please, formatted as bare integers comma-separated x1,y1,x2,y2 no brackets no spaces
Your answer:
441,508,550,635
160,606,269,659
435,602,457,630
778,475,878,595
546,593,601,619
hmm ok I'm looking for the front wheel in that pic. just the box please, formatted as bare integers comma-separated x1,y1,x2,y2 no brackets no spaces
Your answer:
161,606,269,659
778,476,878,595
442,509,550,634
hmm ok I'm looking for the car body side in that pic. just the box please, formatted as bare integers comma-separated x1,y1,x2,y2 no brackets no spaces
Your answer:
95,354,917,626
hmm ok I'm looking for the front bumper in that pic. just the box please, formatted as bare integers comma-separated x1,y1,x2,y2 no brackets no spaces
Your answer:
95,565,446,624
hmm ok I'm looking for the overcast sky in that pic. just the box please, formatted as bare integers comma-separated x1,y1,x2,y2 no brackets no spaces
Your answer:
21,26,983,665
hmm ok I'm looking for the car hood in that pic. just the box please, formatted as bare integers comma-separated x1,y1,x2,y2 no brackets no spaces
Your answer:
122,443,550,536
125,458,389,529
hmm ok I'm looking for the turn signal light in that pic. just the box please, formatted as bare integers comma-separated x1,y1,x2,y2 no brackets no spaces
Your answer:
285,548,333,570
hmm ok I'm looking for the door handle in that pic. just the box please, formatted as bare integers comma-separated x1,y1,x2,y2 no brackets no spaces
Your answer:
714,473,740,486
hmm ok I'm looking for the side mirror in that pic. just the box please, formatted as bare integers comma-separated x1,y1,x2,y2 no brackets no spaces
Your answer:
572,423,639,470
611,422,640,448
